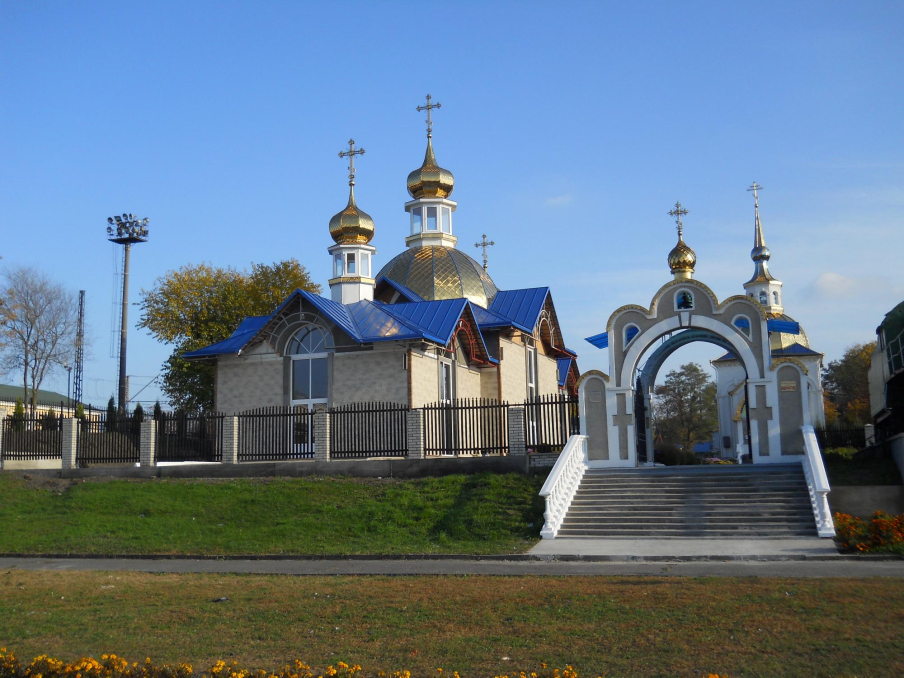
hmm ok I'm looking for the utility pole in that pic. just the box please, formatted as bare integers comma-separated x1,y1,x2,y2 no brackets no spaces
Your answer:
106,214,149,414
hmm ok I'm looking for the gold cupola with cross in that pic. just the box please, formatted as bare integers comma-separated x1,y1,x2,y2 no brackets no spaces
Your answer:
328,139,377,304
667,201,696,280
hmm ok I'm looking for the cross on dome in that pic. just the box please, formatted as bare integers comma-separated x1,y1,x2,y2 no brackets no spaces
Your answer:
668,201,689,239
338,139,365,185
474,233,495,271
416,94,441,138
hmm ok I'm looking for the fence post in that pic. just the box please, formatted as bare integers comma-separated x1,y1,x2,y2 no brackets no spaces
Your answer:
222,415,239,464
508,406,527,456
140,419,156,467
0,419,5,471
314,404,330,462
407,409,425,460
61,418,78,471
864,423,875,447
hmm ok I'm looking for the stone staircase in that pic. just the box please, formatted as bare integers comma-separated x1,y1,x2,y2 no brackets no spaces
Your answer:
557,464,817,538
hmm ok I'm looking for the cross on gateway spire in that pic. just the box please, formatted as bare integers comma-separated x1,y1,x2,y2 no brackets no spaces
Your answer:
338,139,365,185
416,94,442,138
668,201,689,239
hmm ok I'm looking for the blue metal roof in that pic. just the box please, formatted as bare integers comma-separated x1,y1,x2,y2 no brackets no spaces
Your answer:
585,331,609,349
378,298,469,345
557,357,573,386
347,301,422,342
298,291,362,341
183,315,272,358
374,276,426,303
471,304,513,329
488,287,549,333
773,343,821,357
767,318,800,334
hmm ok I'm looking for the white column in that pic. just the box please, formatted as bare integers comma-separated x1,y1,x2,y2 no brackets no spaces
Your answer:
222,416,239,464
508,406,527,456
314,404,330,462
61,418,78,471
139,419,156,467
407,409,425,460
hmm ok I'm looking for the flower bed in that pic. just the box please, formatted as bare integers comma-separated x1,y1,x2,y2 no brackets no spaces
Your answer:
0,650,727,678
834,511,904,553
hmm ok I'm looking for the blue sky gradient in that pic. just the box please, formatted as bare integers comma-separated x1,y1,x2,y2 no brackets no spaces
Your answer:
1,1,902,406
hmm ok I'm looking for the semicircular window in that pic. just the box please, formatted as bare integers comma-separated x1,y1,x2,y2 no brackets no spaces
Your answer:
287,325,334,355
624,325,640,347
733,316,751,339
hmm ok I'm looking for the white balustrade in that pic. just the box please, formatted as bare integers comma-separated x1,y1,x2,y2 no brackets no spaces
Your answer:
539,435,588,539
801,425,836,538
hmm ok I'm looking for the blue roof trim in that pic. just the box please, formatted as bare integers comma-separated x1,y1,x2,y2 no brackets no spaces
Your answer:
297,291,362,341
380,298,469,345
374,276,425,303
471,304,513,329
556,357,573,386
586,331,609,349
183,315,272,358
773,343,822,356
767,319,800,334
488,287,549,333
347,301,422,342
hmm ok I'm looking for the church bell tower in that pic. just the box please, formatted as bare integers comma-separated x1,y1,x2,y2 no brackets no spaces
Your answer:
742,182,784,314
328,139,376,304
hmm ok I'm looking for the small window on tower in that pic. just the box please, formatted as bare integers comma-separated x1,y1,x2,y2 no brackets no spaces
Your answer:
334,253,344,277
411,207,422,235
441,207,451,233
346,253,356,275
361,252,370,277
759,291,767,305
773,291,779,305
426,206,438,230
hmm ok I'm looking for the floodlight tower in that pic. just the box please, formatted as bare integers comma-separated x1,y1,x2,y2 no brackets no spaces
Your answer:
106,214,149,413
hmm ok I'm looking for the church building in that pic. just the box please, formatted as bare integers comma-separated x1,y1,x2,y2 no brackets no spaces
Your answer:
185,97,579,415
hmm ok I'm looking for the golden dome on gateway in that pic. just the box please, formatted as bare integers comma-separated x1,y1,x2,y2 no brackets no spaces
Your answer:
376,246,498,308
668,238,697,274
407,138,455,199
328,186,375,245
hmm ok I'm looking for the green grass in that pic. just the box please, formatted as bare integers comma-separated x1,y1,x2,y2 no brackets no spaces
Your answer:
2,571,903,676
823,446,903,486
0,473,545,556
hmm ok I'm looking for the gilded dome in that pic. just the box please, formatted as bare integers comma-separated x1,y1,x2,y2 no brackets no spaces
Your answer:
376,246,498,308
329,186,375,245
407,138,455,199
769,313,810,351
668,237,697,274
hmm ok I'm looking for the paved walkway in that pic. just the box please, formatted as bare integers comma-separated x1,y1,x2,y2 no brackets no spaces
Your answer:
2,556,902,578
529,537,840,558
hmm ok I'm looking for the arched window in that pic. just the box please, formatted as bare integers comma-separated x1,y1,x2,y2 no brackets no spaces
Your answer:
759,291,768,305
675,290,694,310
287,325,333,405
624,324,640,348
773,291,780,305
733,315,751,339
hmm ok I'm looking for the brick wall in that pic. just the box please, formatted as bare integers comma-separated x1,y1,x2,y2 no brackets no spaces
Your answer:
537,353,559,396
499,338,527,403
456,363,481,399
333,348,408,405
410,350,439,407
217,355,284,413
528,452,560,468
480,369,499,400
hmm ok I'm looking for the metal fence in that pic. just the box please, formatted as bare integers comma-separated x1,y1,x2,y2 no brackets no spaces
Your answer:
422,398,509,457
523,394,580,454
814,426,867,451
330,401,408,459
76,413,140,465
1,415,63,461
156,412,224,463
237,406,315,462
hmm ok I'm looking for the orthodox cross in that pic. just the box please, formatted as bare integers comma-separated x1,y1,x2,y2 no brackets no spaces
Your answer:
668,201,689,239
416,94,441,137
474,233,495,271
338,139,365,184
747,181,763,208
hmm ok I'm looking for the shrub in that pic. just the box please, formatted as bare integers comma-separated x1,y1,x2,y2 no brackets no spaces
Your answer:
105,396,117,432
835,511,904,553
75,402,86,419
40,409,59,431
655,443,702,466
10,398,26,432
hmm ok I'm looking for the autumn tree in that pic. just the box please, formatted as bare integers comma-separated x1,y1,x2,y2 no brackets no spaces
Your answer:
823,342,875,426
653,362,719,449
0,266,79,414
139,259,320,411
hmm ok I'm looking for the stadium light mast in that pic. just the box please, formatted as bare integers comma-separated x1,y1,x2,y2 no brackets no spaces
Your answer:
106,213,149,413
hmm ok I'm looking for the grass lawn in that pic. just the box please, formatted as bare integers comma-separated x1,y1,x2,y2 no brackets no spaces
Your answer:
1,571,903,677
823,447,903,487
0,473,544,556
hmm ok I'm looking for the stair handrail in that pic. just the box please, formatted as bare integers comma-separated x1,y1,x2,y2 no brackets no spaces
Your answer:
801,424,836,538
539,434,588,539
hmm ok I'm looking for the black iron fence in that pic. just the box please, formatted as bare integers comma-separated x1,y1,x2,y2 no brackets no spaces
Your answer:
524,394,580,454
156,412,224,463
76,413,140,465
422,398,509,457
330,402,408,459
815,425,867,451
1,415,63,461
238,406,315,462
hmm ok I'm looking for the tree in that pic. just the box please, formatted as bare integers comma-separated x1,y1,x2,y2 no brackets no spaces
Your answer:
10,397,25,432
0,266,79,414
105,396,117,432
153,400,163,420
139,259,320,411
653,363,719,450
823,342,875,426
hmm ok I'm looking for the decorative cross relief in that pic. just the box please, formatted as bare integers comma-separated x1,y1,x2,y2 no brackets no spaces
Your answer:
747,384,773,457
612,392,633,461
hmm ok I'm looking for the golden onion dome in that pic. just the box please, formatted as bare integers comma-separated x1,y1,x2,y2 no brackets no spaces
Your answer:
376,246,498,308
407,138,454,199
769,313,811,351
329,185,375,245
668,236,697,275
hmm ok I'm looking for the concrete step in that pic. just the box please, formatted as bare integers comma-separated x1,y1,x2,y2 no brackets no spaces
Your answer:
555,529,818,538
565,508,814,517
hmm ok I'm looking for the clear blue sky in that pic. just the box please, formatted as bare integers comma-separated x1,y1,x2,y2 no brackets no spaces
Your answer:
2,1,902,407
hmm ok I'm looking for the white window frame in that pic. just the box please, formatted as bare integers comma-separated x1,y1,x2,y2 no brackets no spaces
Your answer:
411,207,422,235
674,288,695,311
623,324,640,349
732,314,752,340
526,342,538,401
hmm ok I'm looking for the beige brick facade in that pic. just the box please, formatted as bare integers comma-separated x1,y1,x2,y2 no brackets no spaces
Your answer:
480,370,499,400
409,350,439,407
499,338,527,403
216,354,284,413
538,353,559,395
333,348,408,405
456,363,482,399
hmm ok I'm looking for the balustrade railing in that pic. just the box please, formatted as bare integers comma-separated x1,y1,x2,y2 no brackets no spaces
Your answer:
539,434,588,539
801,425,835,538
